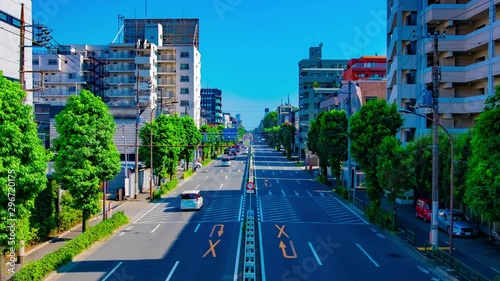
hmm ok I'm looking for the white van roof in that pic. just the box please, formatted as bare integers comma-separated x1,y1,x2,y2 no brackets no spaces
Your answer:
182,190,200,194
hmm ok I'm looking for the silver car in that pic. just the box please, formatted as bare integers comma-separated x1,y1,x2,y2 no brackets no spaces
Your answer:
437,209,478,236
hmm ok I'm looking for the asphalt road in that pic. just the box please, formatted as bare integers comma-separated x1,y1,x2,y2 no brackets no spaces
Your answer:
355,189,500,279
46,154,248,281
252,146,446,281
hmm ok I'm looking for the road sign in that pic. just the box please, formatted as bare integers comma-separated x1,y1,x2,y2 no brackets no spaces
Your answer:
246,182,255,193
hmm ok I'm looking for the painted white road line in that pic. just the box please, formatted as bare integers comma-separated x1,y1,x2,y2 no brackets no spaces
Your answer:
356,243,380,267
151,224,161,233
281,190,285,196
296,180,301,184
238,195,243,222
268,166,271,170
290,172,293,176
118,232,125,237
102,262,123,281
280,170,283,173
195,184,200,190
219,184,223,189
306,190,312,197
308,242,323,266
194,223,201,232
276,179,280,184
134,197,168,224
335,198,369,224
205,176,209,179
285,167,288,170
294,191,299,196
165,261,180,281
272,172,275,175
491,267,500,274
225,175,228,179
258,221,267,281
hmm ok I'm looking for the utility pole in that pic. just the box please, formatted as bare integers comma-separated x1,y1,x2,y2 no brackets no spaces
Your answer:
134,71,140,199
19,4,25,89
429,31,444,249
346,81,353,199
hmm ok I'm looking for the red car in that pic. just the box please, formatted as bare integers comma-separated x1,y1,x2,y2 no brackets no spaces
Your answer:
415,198,432,222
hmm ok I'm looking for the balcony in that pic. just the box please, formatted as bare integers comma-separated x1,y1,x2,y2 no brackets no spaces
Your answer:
158,67,176,74
158,79,176,87
107,65,135,72
135,56,154,66
158,55,176,61
423,57,500,83
106,77,136,84
135,69,153,78
44,76,86,84
423,0,491,24
41,90,75,97
106,89,136,97
106,52,135,60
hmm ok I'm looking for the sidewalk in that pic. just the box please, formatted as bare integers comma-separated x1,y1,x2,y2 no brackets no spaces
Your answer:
7,168,194,279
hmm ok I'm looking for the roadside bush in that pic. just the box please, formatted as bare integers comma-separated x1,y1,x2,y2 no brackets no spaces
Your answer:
12,211,129,281
183,168,193,179
56,192,82,232
29,179,57,244
201,158,212,166
335,186,349,199
365,203,394,230
155,179,179,199
316,174,327,184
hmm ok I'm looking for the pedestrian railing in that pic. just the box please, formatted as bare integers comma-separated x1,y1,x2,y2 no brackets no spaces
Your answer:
422,241,492,281
402,228,416,247
352,197,368,212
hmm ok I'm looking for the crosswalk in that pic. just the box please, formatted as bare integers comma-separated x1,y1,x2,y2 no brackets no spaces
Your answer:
200,195,243,222
133,199,177,224
258,196,300,222
313,197,368,225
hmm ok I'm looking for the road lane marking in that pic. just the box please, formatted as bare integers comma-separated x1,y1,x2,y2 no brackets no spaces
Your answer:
276,179,279,184
268,166,271,169
275,224,289,238
195,184,200,190
356,243,380,267
219,184,223,189
202,239,221,257
118,232,125,237
258,221,267,281
194,223,201,232
225,175,228,179
335,198,369,224
297,180,301,184
134,197,168,224
294,191,299,196
233,221,244,281
306,191,312,197
279,240,297,258
491,267,500,274
151,224,160,233
281,190,285,196
165,261,179,281
210,224,224,237
290,172,293,176
308,242,323,266
205,176,209,179
239,195,244,222
273,172,275,175
102,262,123,281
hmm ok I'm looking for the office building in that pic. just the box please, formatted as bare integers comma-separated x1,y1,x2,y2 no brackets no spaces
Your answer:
343,56,386,81
387,0,499,143
0,1,33,103
297,43,347,157
200,88,223,125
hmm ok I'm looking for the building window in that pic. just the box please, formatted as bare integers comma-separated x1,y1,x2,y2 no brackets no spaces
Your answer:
180,88,189,94
180,63,189,70
32,59,39,65
0,11,20,28
68,86,76,93
180,100,189,107
180,76,189,82
68,73,76,79
180,51,189,58
48,59,57,65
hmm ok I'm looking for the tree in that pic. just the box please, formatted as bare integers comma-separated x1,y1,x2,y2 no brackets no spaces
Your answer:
318,110,348,186
280,124,296,159
465,85,500,223
350,99,403,205
180,116,202,170
308,111,329,175
376,136,415,228
0,73,49,277
452,132,473,206
52,90,121,232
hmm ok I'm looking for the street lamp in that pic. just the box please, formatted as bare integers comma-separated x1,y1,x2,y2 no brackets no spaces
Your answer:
398,108,454,255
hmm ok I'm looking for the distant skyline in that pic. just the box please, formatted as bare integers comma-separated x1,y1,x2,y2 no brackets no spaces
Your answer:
32,0,386,129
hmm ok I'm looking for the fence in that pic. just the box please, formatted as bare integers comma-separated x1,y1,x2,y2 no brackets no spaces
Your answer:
421,241,491,281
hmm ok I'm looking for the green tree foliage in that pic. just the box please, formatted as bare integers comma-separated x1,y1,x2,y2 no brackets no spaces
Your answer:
350,100,403,205
465,85,500,222
29,179,57,244
308,111,329,174
180,116,202,170
52,90,121,232
318,110,348,186
377,136,415,227
264,126,280,148
0,73,49,269
280,124,296,159
404,136,432,199
261,111,278,129
452,131,473,205
237,127,246,139
140,114,182,181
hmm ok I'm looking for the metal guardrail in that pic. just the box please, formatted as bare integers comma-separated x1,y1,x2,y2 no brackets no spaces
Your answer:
243,211,256,281
403,228,416,247
352,197,368,212
422,241,491,281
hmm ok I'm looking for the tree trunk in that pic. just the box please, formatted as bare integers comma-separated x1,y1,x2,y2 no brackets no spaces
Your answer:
82,209,89,233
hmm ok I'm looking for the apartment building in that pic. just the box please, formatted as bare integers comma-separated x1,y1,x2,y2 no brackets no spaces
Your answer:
0,1,33,103
297,44,347,158
387,0,499,143
200,88,223,125
343,56,386,81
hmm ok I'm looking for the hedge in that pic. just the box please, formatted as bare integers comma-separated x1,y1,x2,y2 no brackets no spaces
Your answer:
153,179,179,200
12,211,129,281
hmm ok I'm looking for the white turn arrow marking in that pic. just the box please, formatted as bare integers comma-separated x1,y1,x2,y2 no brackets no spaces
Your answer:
416,266,429,274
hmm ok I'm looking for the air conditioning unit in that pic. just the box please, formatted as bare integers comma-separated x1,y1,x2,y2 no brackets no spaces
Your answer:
443,113,452,119
443,51,453,58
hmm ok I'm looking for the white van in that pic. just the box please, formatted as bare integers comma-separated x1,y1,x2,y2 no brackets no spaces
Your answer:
180,190,203,211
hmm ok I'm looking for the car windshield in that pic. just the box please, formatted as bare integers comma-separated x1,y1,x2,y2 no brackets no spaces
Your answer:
453,214,467,221
181,194,197,200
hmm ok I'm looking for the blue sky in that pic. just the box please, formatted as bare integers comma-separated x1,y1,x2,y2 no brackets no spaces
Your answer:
32,0,386,129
